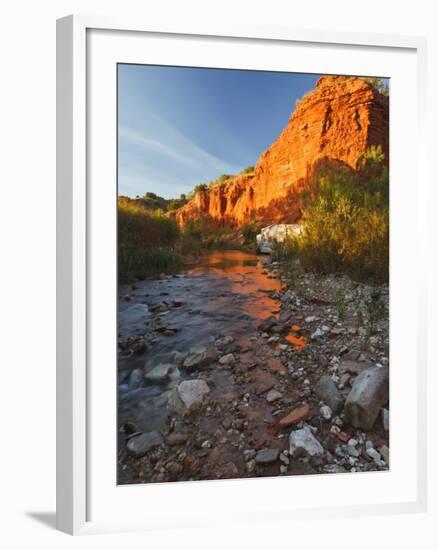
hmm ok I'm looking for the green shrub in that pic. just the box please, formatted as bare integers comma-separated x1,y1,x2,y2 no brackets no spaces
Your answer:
277,146,389,283
240,166,255,175
241,221,263,245
193,183,208,194
362,77,389,96
214,174,233,185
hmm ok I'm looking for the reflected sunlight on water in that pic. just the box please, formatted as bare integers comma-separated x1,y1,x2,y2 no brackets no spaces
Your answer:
285,331,307,351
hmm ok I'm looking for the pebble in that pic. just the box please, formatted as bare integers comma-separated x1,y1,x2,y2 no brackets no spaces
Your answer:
320,405,332,420
382,408,389,431
219,353,236,366
255,448,280,464
366,447,381,462
278,404,310,427
243,449,256,460
144,363,173,384
166,433,188,447
167,379,210,415
379,445,389,464
289,426,324,458
311,328,323,340
279,453,290,465
126,431,163,458
347,446,360,458
266,389,282,403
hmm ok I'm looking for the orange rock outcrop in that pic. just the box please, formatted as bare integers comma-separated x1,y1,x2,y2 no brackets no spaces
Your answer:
176,76,389,227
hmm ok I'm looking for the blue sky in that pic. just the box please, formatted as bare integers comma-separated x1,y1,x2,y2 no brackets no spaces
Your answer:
118,65,320,199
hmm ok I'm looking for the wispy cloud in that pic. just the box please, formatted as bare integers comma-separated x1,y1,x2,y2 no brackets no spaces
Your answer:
119,119,240,176
119,127,198,168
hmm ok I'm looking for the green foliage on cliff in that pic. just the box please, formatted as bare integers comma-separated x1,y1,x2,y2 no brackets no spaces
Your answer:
363,77,389,96
120,192,187,213
276,146,389,283
240,166,255,174
193,183,208,194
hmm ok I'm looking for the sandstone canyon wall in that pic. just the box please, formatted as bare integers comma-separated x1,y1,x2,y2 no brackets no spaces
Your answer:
176,76,389,227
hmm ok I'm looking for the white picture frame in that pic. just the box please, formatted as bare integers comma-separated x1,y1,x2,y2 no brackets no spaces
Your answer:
56,14,428,535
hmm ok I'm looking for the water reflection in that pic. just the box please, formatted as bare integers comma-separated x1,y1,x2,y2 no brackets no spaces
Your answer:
186,250,283,321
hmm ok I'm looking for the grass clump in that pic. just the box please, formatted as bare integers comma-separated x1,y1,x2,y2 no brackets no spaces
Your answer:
118,198,181,282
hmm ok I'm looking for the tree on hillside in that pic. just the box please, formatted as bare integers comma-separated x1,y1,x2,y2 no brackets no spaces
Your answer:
363,77,389,96
194,183,208,194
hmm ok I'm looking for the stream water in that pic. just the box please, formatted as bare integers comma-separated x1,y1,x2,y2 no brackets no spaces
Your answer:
117,250,291,473
117,249,389,483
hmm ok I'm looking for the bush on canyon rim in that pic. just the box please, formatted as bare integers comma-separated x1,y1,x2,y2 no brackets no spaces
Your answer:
277,146,389,283
118,198,181,281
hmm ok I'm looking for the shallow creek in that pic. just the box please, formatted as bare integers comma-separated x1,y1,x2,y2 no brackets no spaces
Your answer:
117,250,294,474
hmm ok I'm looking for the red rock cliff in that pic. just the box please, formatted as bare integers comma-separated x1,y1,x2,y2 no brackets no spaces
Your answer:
176,76,389,227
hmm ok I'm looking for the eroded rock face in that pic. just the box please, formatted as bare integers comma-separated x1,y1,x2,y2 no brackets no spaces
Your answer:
176,76,389,227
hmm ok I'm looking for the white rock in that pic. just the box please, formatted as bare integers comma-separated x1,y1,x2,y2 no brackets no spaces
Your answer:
168,379,210,415
366,447,381,463
320,405,332,420
256,224,302,254
289,426,324,458
243,449,256,460
266,389,282,403
279,453,290,465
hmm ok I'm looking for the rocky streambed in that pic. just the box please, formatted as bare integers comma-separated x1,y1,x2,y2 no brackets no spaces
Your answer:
117,250,389,484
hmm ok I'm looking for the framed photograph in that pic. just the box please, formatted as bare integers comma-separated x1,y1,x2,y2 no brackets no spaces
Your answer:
57,15,427,535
